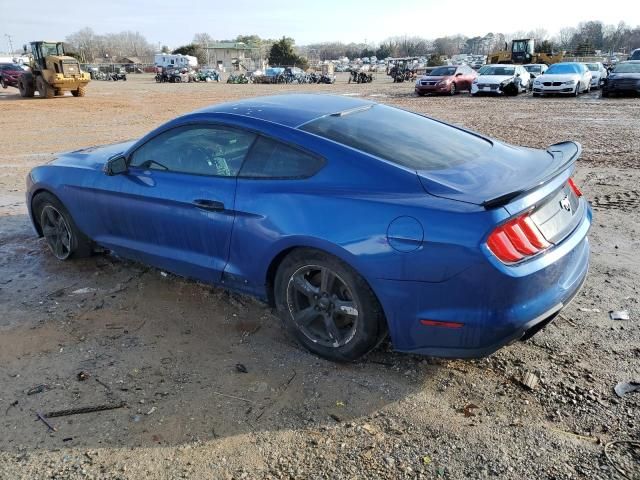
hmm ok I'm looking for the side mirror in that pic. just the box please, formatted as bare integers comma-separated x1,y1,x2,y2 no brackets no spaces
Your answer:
104,154,128,176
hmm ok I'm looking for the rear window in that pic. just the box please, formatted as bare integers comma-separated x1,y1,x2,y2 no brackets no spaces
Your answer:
300,104,491,171
586,63,600,71
524,65,542,73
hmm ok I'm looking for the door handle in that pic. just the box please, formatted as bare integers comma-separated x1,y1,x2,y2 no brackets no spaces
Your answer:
193,199,225,212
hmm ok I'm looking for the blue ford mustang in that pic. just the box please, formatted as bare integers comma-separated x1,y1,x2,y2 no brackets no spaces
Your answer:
26,94,591,361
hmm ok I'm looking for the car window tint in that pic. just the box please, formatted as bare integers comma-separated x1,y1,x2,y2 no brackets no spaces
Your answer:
239,136,324,178
130,125,256,176
302,104,491,171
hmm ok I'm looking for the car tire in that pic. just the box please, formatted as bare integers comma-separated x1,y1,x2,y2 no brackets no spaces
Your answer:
450,83,456,95
274,248,387,362
32,192,93,260
532,92,540,97
0,77,6,89
417,91,425,97
574,84,580,97
601,89,609,98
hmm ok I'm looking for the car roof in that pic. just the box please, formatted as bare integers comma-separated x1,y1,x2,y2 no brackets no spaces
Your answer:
194,94,375,128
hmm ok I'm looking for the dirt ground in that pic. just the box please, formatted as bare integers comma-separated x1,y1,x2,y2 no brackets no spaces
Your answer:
0,73,638,480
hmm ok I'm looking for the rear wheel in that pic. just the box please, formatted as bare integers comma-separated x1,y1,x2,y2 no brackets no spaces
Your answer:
36,76,54,99
71,85,86,97
33,192,93,260
0,77,6,89
274,248,386,362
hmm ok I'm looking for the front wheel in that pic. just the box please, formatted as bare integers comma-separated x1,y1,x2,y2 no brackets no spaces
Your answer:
274,249,386,362
450,82,456,95
33,192,93,260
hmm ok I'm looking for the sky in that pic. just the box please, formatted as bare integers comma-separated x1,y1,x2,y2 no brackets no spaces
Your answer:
1,0,639,51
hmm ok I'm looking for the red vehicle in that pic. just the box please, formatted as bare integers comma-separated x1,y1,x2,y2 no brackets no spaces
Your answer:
415,65,477,96
0,63,28,89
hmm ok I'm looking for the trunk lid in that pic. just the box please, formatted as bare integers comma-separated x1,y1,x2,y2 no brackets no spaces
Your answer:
417,141,581,208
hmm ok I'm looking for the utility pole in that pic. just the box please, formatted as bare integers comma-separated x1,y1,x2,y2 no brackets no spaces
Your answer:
5,34,14,54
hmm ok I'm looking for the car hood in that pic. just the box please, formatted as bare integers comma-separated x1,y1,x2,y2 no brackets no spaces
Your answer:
537,73,581,82
476,74,514,83
49,140,136,170
421,75,452,81
417,140,581,207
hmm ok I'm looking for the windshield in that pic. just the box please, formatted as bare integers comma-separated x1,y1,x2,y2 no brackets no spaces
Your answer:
2,63,24,71
479,66,515,76
41,42,64,56
524,65,542,73
613,62,640,73
586,63,600,71
430,66,457,76
301,104,491,171
546,63,581,74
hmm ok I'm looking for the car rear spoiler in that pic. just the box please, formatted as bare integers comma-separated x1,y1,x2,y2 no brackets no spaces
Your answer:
481,141,582,209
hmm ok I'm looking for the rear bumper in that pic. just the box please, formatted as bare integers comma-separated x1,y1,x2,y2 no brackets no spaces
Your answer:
372,205,592,358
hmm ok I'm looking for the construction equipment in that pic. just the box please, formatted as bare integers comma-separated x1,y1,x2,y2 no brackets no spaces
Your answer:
18,41,90,98
489,39,563,65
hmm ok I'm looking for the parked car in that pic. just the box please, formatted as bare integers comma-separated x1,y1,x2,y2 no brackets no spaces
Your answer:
585,62,608,88
0,63,28,89
26,94,591,361
532,62,592,96
470,64,531,96
523,63,548,79
414,65,477,96
602,60,640,97
628,49,640,60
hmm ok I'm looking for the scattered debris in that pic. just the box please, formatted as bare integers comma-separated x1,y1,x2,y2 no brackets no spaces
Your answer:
235,363,248,373
77,371,90,381
211,391,255,404
604,440,640,480
146,406,156,415
5,400,18,415
463,403,479,417
336,401,345,407
609,310,630,321
329,413,342,423
160,271,168,278
36,411,56,432
70,287,97,295
422,455,432,465
614,380,640,398
579,307,601,313
26,384,48,396
62,437,73,442
45,401,127,418
520,371,540,390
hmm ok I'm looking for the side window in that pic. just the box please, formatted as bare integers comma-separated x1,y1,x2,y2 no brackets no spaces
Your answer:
239,136,324,179
129,125,256,177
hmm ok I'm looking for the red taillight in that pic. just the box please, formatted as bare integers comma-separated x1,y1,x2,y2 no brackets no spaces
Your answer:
568,178,583,197
487,212,550,264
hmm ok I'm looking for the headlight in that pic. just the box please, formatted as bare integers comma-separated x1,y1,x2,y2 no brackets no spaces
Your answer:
564,79,576,85
534,80,541,85
437,80,447,86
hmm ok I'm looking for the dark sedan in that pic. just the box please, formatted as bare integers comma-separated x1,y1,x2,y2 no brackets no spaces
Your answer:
602,61,640,97
0,63,28,89
415,65,477,96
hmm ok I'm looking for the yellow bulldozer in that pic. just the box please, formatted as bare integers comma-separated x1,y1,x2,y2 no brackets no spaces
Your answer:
489,39,563,65
18,41,90,98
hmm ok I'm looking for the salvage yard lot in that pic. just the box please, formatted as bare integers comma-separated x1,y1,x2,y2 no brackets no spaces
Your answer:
0,74,638,479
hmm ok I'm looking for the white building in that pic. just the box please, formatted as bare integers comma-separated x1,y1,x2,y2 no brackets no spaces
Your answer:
154,53,198,69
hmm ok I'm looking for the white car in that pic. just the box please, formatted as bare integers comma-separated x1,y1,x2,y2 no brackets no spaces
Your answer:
532,62,592,96
585,62,608,88
523,63,548,80
470,64,531,96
